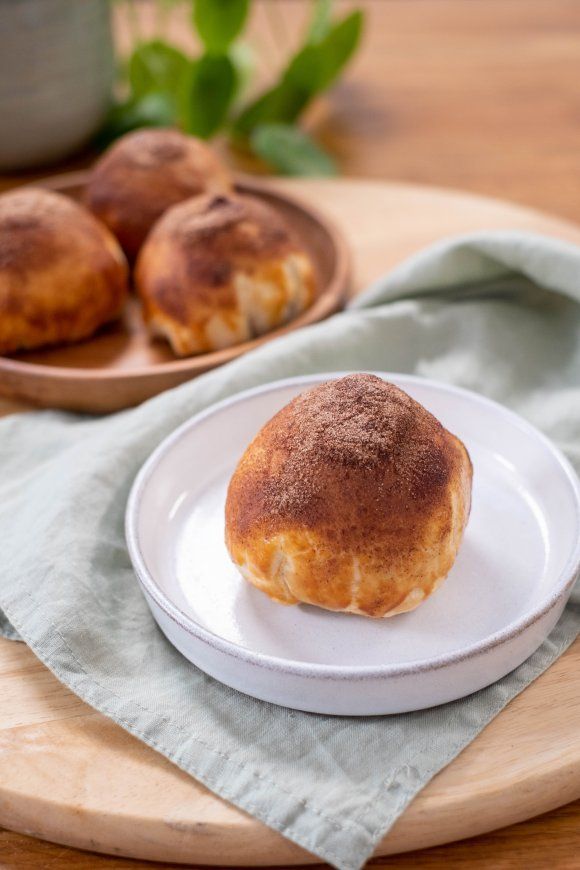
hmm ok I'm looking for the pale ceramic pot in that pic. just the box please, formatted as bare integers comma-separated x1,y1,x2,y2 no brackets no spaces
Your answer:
0,0,114,170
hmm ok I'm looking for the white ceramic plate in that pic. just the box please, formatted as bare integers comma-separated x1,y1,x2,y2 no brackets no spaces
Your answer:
126,373,580,715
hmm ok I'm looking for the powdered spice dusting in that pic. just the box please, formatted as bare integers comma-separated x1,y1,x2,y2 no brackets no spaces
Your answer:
257,374,451,524
225,374,473,617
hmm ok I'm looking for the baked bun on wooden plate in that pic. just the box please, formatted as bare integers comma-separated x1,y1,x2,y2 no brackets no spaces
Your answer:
135,193,316,356
0,188,128,355
225,373,472,618
85,128,232,260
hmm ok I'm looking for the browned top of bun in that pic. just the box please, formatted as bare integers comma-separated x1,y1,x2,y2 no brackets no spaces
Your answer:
0,188,124,277
226,374,470,554
0,188,127,354
0,190,62,273
85,129,232,258
136,193,304,321
91,128,221,176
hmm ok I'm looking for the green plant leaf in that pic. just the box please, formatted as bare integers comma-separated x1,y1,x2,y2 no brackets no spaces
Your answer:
230,41,255,103
287,10,363,94
194,0,249,53
180,54,237,138
94,93,176,149
129,40,189,102
250,123,337,176
307,0,333,43
232,81,310,137
232,8,363,137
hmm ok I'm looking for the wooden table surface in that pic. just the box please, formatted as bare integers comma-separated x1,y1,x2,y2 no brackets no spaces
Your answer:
2,1,580,867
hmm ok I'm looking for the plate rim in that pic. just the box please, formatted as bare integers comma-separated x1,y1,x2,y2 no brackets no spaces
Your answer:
125,372,580,680
0,173,350,382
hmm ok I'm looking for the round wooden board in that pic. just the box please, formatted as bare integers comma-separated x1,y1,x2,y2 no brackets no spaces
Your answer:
0,174,350,413
2,178,580,864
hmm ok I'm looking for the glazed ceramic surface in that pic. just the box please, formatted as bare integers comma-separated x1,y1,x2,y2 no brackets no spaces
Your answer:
126,373,580,715
0,0,113,170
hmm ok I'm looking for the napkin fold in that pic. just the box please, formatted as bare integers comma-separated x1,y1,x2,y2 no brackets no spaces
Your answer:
1,230,579,870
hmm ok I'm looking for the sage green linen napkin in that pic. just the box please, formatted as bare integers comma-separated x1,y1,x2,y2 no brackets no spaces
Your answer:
1,230,579,870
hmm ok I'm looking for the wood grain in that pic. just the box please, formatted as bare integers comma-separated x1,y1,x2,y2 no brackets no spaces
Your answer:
4,0,580,227
1,178,580,867
6,173,580,414
2,799,580,869
309,0,580,225
0,174,349,412
2,1,580,866
0,631,579,865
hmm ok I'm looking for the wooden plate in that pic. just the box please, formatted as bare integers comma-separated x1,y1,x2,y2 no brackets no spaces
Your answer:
2,178,580,863
0,172,350,413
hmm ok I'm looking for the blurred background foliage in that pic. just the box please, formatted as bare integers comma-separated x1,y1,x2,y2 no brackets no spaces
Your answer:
103,0,364,175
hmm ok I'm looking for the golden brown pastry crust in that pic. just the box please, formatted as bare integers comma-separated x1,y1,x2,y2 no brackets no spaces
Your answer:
135,193,316,356
0,188,128,355
85,129,232,259
225,374,473,617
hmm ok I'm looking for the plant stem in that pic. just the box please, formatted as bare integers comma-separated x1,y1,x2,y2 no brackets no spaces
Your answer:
265,0,290,54
126,0,142,46
156,0,175,39
254,2,280,78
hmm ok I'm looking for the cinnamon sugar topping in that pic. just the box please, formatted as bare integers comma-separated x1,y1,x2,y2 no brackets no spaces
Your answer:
236,374,453,532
